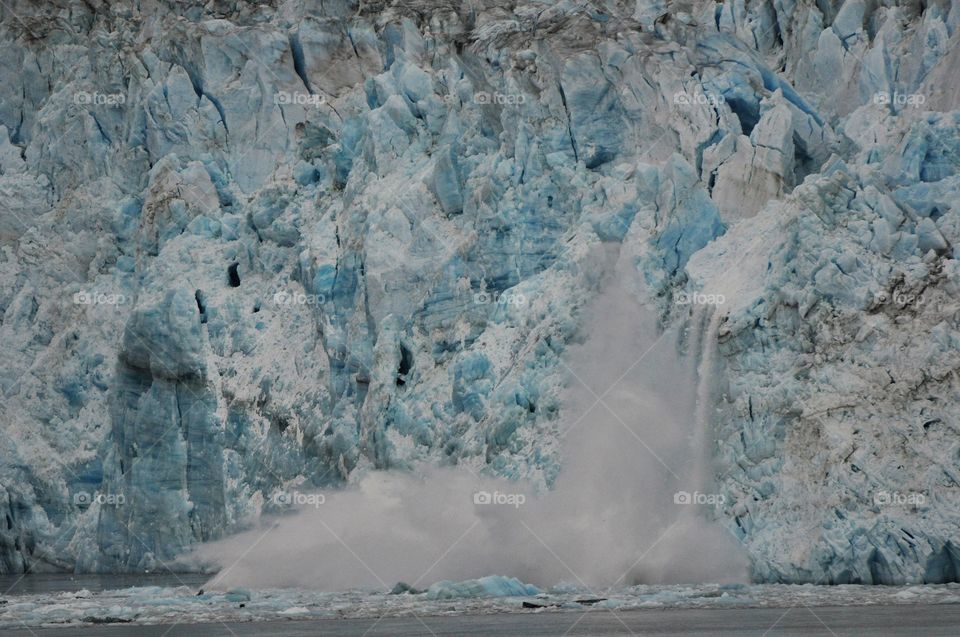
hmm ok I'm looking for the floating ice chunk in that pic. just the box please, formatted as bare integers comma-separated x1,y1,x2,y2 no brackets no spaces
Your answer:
224,588,251,603
426,576,542,600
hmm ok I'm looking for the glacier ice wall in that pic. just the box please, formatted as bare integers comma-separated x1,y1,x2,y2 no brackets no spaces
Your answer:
194,246,750,591
0,0,958,583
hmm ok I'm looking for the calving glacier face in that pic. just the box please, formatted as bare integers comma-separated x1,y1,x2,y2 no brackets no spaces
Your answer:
0,0,957,583
685,124,960,584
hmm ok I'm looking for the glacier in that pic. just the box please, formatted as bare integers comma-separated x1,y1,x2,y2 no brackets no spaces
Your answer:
0,0,958,587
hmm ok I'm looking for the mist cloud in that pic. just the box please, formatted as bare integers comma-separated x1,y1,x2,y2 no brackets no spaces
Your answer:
197,247,749,591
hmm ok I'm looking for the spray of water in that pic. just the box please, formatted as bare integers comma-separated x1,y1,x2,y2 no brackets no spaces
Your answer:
196,245,748,591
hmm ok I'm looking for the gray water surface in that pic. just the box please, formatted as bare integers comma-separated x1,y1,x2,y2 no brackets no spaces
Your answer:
2,603,958,636
0,574,207,595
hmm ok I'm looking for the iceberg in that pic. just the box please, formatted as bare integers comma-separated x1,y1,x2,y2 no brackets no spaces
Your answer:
426,576,542,600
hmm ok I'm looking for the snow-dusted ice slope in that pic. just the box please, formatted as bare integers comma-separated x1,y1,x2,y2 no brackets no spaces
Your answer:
0,0,958,584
